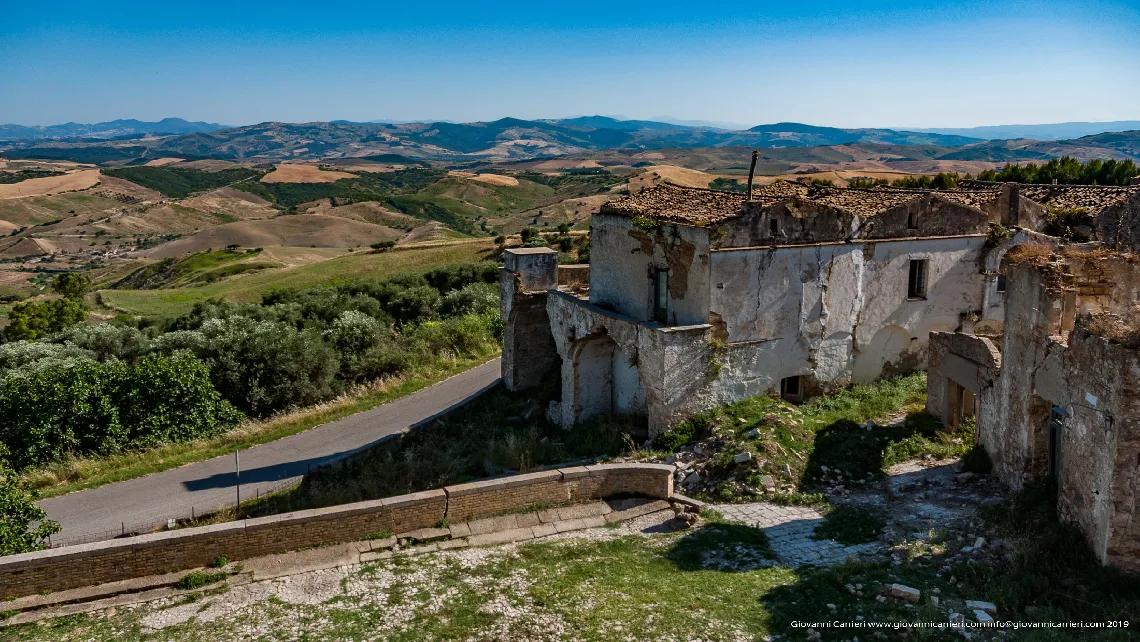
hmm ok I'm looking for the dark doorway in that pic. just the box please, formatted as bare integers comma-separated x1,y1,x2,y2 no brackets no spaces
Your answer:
1048,407,1065,479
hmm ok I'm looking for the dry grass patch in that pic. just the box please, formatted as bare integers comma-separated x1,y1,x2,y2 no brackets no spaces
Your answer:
447,171,520,187
0,170,101,199
260,164,357,184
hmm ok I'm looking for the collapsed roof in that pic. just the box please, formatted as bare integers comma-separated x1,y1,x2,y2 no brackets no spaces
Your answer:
602,180,1140,228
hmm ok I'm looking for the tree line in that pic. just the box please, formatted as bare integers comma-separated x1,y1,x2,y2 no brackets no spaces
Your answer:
977,156,1139,186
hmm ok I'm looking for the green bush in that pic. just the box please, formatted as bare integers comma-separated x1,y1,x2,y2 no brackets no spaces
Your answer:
0,354,242,470
153,317,341,417
0,450,60,555
174,570,229,590
50,272,91,300
3,297,88,342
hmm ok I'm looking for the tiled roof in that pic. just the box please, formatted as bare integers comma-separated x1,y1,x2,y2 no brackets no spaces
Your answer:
601,183,745,225
958,180,1140,214
604,181,1001,225
1019,184,1140,213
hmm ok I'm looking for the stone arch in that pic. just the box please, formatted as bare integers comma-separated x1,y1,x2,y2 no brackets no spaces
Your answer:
566,330,646,425
852,325,911,383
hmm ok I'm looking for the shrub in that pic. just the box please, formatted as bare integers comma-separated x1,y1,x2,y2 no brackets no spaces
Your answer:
370,240,396,251
174,571,229,590
51,322,149,362
154,317,341,417
50,272,91,300
440,283,499,318
0,341,93,373
3,297,88,342
0,354,242,470
0,451,60,555
387,285,441,325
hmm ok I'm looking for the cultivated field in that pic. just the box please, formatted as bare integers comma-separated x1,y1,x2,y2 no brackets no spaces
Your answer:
0,169,101,199
447,170,521,186
260,164,357,183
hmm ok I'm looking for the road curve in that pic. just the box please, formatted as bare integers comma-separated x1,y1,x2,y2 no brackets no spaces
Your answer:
39,358,502,546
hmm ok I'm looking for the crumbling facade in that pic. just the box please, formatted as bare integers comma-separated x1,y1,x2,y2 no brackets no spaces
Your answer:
502,178,1140,442
928,247,1140,571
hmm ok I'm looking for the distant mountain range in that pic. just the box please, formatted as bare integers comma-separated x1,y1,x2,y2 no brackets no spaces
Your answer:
903,121,1140,142
0,118,226,141
1,116,1138,164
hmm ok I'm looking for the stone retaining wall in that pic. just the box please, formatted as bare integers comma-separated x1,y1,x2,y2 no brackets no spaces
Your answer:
0,463,672,598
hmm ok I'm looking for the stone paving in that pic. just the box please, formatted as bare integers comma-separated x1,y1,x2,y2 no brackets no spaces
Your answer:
715,502,883,567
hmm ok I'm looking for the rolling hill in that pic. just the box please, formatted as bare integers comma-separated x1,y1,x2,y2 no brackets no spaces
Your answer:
0,118,225,141
0,117,983,163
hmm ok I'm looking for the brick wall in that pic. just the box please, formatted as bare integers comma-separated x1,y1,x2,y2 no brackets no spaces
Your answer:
0,464,672,598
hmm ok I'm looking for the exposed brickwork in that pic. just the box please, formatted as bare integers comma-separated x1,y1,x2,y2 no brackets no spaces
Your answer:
0,464,672,598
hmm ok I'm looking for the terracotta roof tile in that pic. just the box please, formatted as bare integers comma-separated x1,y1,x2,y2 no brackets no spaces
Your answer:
601,183,744,225
604,181,1001,225
1019,184,1140,213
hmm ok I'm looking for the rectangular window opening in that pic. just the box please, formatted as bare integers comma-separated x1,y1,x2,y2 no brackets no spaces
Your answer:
781,375,802,402
769,218,778,237
996,275,1007,292
907,212,917,229
908,259,928,299
653,269,669,323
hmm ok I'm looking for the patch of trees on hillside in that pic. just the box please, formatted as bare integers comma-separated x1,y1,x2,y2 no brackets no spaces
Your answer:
978,156,1139,186
102,166,263,198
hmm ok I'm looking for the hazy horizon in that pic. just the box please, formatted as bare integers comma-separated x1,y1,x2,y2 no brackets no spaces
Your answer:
3,0,1138,128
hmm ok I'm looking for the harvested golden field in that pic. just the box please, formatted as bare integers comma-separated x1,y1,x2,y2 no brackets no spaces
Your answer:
447,170,520,187
306,200,420,228
0,169,101,199
627,165,722,191
180,188,277,220
139,214,404,257
179,159,244,172
260,164,357,184
143,157,184,167
531,159,602,170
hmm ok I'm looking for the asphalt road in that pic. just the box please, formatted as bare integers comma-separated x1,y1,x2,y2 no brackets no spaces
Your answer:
39,358,502,546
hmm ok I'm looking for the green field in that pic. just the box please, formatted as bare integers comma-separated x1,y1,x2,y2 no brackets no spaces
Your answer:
97,240,496,317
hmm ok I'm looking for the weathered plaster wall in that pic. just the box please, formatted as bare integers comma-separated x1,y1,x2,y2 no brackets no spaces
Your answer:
926,332,1001,433
545,291,716,435
973,259,1140,572
589,213,710,325
708,236,990,395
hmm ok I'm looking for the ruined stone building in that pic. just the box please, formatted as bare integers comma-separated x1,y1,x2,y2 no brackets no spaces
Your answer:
504,179,1119,435
925,185,1140,572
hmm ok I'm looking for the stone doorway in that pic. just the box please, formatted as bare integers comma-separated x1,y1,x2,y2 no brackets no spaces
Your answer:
944,379,977,427
568,332,646,425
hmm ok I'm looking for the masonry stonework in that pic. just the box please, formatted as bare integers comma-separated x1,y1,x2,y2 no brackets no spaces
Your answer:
927,248,1140,572
0,464,673,598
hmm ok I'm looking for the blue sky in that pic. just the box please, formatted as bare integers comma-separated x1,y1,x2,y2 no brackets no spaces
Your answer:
2,0,1138,128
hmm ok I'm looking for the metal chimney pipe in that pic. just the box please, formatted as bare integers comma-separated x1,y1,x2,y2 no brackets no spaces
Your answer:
747,150,759,201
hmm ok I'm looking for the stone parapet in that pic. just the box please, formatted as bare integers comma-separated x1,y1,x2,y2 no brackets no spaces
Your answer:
0,464,672,598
